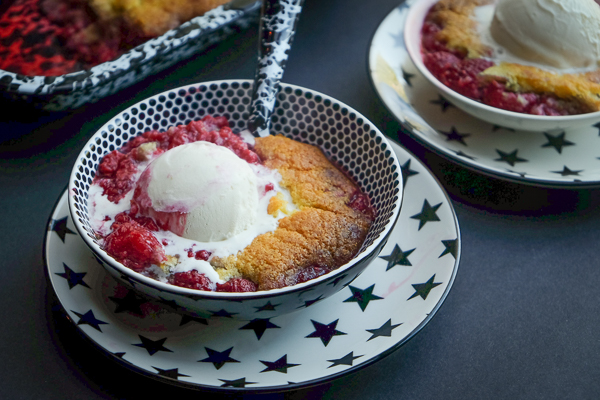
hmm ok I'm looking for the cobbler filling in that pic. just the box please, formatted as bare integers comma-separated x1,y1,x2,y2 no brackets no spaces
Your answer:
421,13,588,116
92,116,371,293
0,0,133,75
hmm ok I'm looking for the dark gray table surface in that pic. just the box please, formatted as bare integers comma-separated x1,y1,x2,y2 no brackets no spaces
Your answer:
2,0,599,398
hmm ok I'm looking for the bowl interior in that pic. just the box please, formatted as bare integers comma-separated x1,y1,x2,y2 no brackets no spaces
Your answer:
69,80,402,294
403,0,600,131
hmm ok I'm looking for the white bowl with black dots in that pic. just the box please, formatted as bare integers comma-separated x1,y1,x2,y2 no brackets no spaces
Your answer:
68,80,403,320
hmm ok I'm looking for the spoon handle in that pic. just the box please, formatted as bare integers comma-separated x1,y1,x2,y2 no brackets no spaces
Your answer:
248,0,305,138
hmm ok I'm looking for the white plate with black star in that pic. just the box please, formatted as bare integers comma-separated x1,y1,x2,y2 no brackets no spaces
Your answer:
369,0,600,188
44,140,460,392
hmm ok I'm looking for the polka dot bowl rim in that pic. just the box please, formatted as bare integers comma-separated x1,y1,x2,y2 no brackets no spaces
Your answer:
67,79,403,301
403,0,600,132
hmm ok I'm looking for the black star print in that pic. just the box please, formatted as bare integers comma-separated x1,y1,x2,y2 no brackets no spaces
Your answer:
114,352,126,359
152,367,190,380
240,318,280,340
366,319,402,341
400,159,419,187
594,122,600,135
210,309,238,318
402,68,415,87
133,335,173,356
439,127,470,145
327,273,348,287
118,273,137,287
492,125,515,132
109,290,146,316
255,301,280,312
180,314,209,326
552,166,582,176
410,200,442,230
306,319,347,346
408,274,442,300
158,298,179,311
72,309,108,332
506,169,527,178
260,355,299,373
343,284,383,312
397,1,410,11
495,149,528,166
390,30,405,48
402,118,419,133
453,150,476,160
50,217,75,243
56,263,90,289
430,95,453,112
297,294,324,309
220,377,257,388
439,239,458,259
199,347,240,370
542,132,574,154
327,351,363,368
380,244,415,270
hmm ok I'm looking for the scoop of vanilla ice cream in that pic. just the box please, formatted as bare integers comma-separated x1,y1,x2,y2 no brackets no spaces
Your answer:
490,0,600,70
142,141,259,242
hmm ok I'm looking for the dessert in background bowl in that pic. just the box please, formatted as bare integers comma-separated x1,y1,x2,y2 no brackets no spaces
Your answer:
0,0,230,76
68,80,403,320
0,0,260,110
404,0,600,131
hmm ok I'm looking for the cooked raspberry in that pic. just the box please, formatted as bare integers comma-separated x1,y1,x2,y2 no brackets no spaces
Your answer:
97,150,128,177
482,81,538,113
104,221,166,272
185,247,211,260
216,278,257,292
296,265,331,284
424,52,494,100
168,270,214,291
194,250,211,261
96,151,137,202
423,51,461,76
348,190,376,219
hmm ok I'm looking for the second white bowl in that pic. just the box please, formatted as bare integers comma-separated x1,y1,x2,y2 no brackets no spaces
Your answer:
404,0,600,132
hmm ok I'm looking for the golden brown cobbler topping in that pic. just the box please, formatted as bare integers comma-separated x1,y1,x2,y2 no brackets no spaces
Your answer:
211,135,374,291
89,0,230,37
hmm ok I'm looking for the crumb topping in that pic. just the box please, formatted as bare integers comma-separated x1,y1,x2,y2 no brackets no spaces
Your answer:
211,135,374,291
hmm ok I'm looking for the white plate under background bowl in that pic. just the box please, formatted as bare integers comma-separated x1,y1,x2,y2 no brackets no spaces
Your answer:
403,0,600,132
369,0,600,187
45,140,460,392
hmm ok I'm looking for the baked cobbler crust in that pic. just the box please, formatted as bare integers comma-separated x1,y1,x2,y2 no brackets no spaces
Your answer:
426,0,492,58
211,135,374,291
89,0,230,37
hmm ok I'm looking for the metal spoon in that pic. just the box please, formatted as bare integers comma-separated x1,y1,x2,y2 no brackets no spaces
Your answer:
247,0,305,138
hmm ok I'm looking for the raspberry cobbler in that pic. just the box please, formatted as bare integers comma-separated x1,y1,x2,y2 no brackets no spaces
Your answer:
0,0,228,75
421,0,600,116
89,116,375,293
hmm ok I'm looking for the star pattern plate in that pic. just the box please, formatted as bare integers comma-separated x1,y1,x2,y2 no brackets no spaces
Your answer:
369,1,600,188
45,140,460,392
